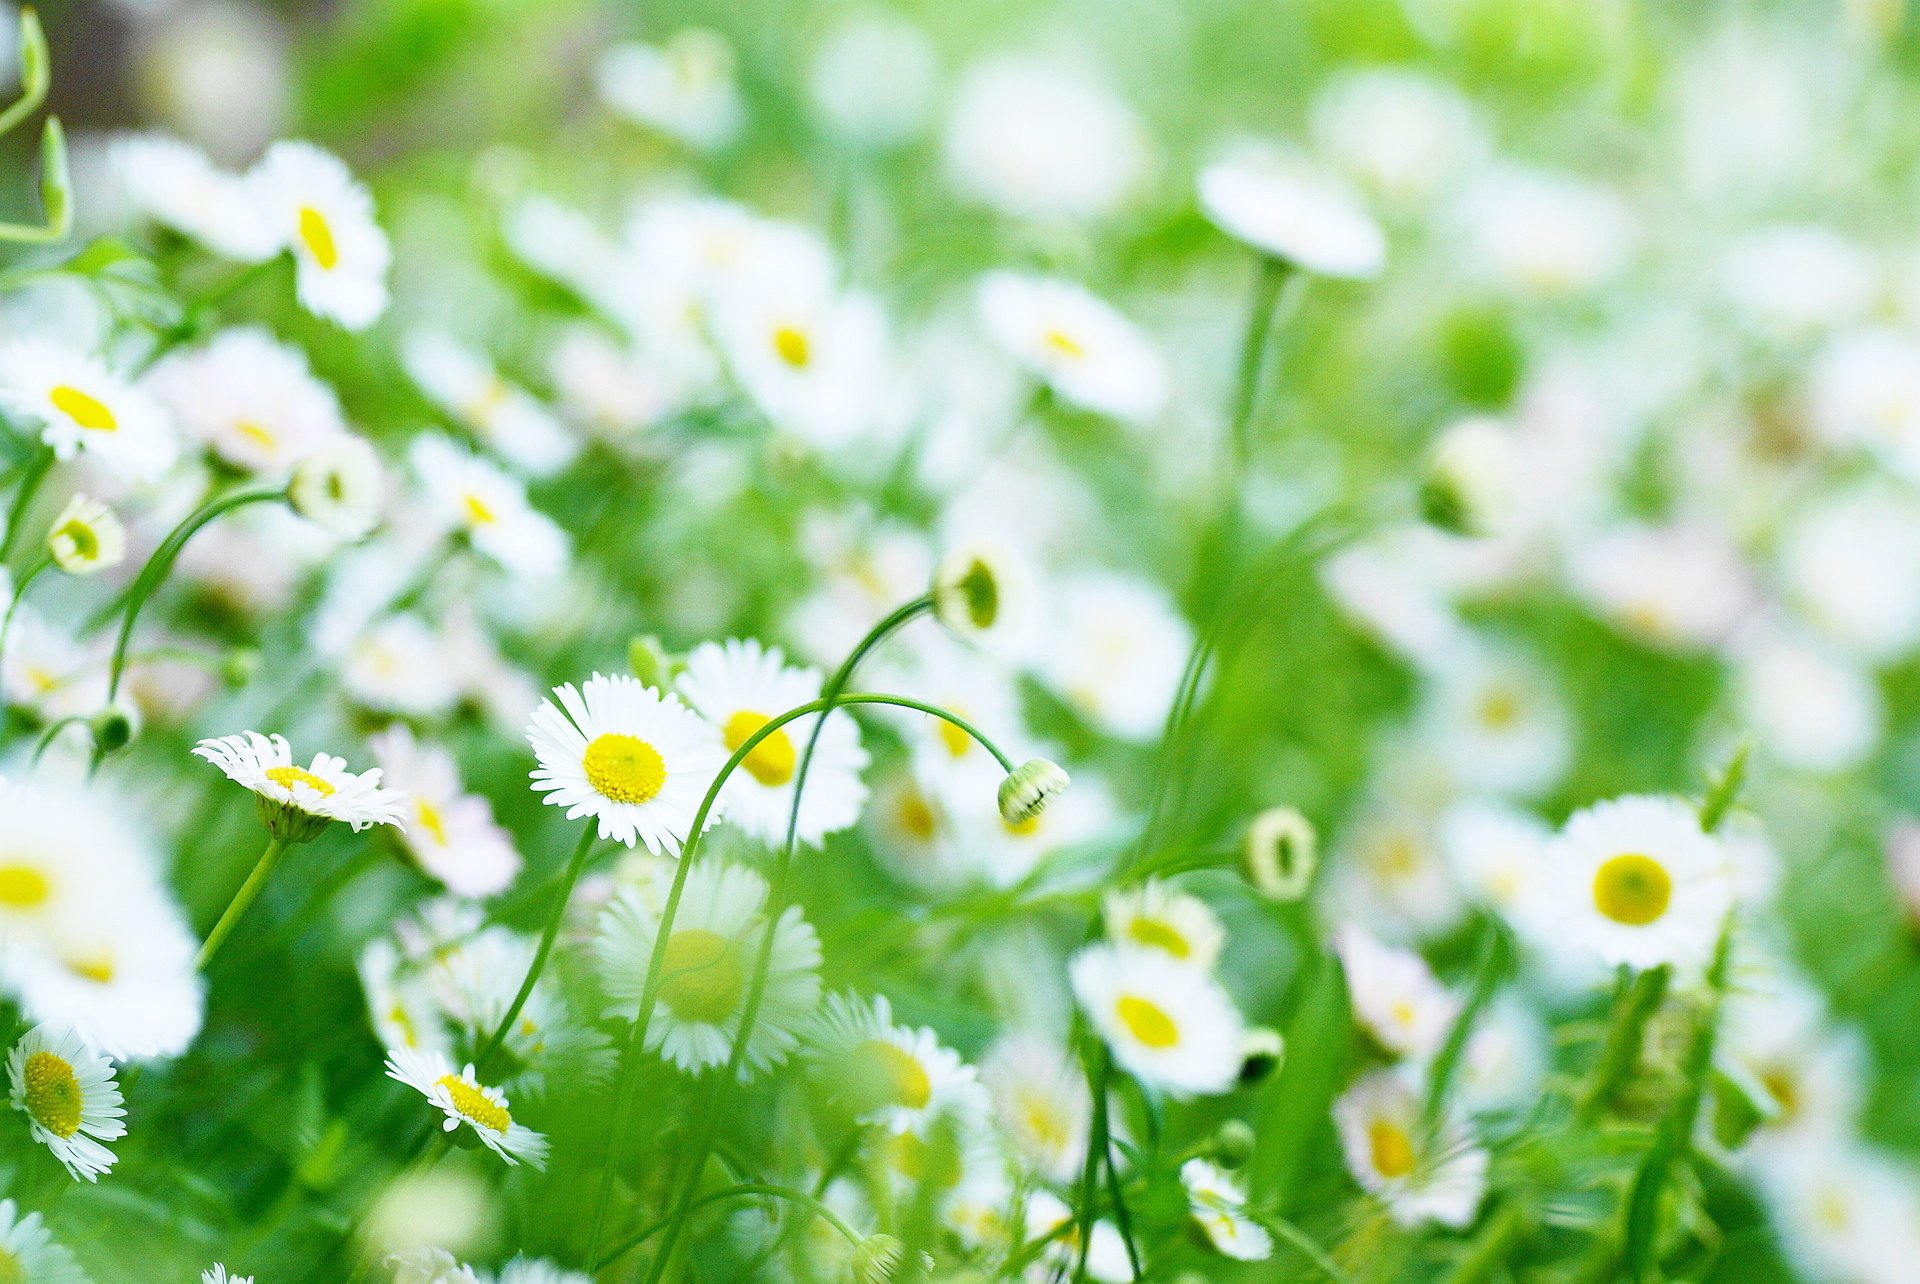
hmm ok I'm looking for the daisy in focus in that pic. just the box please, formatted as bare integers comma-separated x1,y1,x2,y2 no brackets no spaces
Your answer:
0,341,179,481
674,637,869,846
7,1025,126,1182
195,731,410,842
1546,794,1734,973
1070,944,1245,1097
384,1047,549,1168
526,673,725,854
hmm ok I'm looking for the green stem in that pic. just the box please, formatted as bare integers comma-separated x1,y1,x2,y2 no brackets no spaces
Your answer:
1424,918,1508,1125
0,555,49,678
0,445,53,565
195,836,291,970
1072,1041,1115,1284
1250,1210,1357,1284
473,825,598,1076
1576,964,1671,1126
592,1182,863,1270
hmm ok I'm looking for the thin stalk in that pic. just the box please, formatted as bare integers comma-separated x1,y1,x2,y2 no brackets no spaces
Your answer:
593,1181,863,1270
0,445,53,565
473,824,598,1075
1576,965,1671,1126
195,836,291,970
1424,919,1509,1126
0,555,49,676
1072,1042,1115,1284
1249,1210,1357,1284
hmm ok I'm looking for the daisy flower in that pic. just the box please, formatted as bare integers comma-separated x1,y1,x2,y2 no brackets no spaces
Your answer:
204,1267,254,1284
596,29,746,150
341,615,462,720
1070,944,1244,1097
1334,924,1459,1061
410,435,568,580
712,264,893,451
1022,1189,1133,1283
526,673,725,855
674,638,869,846
44,494,126,577
0,1199,86,1283
1546,795,1734,973
384,1046,548,1168
249,140,390,330
1102,880,1226,972
288,436,387,540
370,725,522,898
147,326,349,475
194,731,409,843
401,331,578,477
807,992,986,1136
1181,1159,1274,1262
113,132,277,261
7,1025,126,1182
595,862,821,1079
1334,1070,1488,1229
1035,571,1192,742
974,271,1168,423
1198,144,1387,277
980,1033,1089,1183
0,340,179,481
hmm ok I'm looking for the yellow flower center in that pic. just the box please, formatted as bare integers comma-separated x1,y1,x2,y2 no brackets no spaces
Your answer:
266,765,337,797
772,324,812,368
936,708,972,759
721,710,796,787
0,1248,23,1284
49,384,117,432
843,1039,933,1116
1002,814,1041,837
583,733,668,805
415,798,449,846
1043,328,1086,360
1591,853,1672,927
67,953,115,984
21,1050,82,1138
0,864,51,909
298,205,340,270
462,492,498,527
1019,1091,1072,1151
435,1074,510,1133
235,420,278,450
1115,994,1180,1049
896,789,938,842
1478,687,1521,729
51,520,99,562
1368,1119,1417,1180
1762,1066,1800,1122
1125,916,1192,959
658,928,746,1025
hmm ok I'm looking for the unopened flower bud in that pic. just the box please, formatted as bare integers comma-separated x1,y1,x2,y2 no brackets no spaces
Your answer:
1237,1027,1285,1087
1211,1117,1258,1168
290,437,385,541
1419,416,1518,538
999,758,1069,826
1244,806,1316,901
852,1233,911,1284
627,634,673,690
89,703,139,755
223,646,263,689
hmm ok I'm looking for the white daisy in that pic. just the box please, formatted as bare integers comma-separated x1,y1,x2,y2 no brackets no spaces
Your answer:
0,1199,86,1283
1416,641,1571,800
384,1046,548,1168
7,1025,126,1182
713,270,893,452
0,340,179,481
1035,570,1191,742
1546,795,1734,973
1334,1070,1488,1229
1022,1189,1133,1283
341,615,463,720
1102,880,1226,972
674,638,869,846
44,495,126,577
194,731,409,842
113,132,277,261
1198,143,1387,277
1181,1159,1273,1262
409,434,569,580
401,332,578,478
975,272,1168,423
147,326,348,475
203,1266,254,1284
595,29,745,150
249,140,391,330
359,936,452,1058
370,725,522,899
980,1033,1089,1184
594,861,820,1080
807,992,986,1136
1333,923,1459,1061
288,436,386,540
1069,944,1245,1097
526,673,725,855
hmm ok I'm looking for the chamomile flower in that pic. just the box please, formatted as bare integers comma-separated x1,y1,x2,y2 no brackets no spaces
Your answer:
1102,880,1226,972
359,936,452,1057
1198,143,1387,277
113,132,276,261
713,272,892,451
203,1267,254,1284
527,674,725,855
0,1199,86,1283
674,638,869,846
194,731,409,842
1417,641,1571,799
384,1047,548,1169
930,537,1040,659
147,326,348,475
981,1034,1089,1183
1035,570,1191,742
1334,1070,1488,1228
401,332,578,478
1334,924,1458,1060
1070,944,1245,1097
595,862,820,1079
370,726,522,898
596,29,745,150
7,1026,125,1182
0,340,179,481
410,435,569,580
44,495,125,577
249,140,390,330
341,615,462,720
288,436,386,540
975,272,1168,423
1546,795,1734,973
1181,1159,1273,1262
808,992,986,1136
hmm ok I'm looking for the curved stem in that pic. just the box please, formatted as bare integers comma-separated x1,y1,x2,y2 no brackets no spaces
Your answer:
473,825,598,1076
105,485,286,704
1250,1209,1356,1284
592,1181,863,1270
0,445,53,565
195,836,290,970
0,555,49,679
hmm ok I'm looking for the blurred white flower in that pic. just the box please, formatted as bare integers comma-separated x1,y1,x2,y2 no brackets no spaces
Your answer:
250,141,390,330
597,29,745,150
1198,143,1386,278
807,11,939,147
975,271,1169,423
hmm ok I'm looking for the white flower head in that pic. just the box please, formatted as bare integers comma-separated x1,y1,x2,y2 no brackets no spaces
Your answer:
370,725,522,899
194,730,409,842
1546,795,1733,974
7,1025,126,1182
204,1266,256,1284
288,436,386,540
148,326,348,475
114,132,277,261
1102,880,1226,972
1182,1159,1273,1261
526,674,726,855
45,494,126,577
975,272,1168,423
0,1198,86,1283
807,992,986,1136
409,434,569,579
1198,143,1386,278
384,1046,548,1168
250,140,391,329
401,332,579,478
1070,944,1245,1097
0,340,179,481
596,29,745,150
1335,1069,1488,1228
1334,924,1459,1061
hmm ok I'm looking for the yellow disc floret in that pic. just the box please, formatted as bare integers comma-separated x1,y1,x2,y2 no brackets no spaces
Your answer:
658,928,746,1024
436,1073,511,1133
298,206,340,270
49,385,117,432
1592,852,1672,927
266,765,338,797
1368,1119,1417,1180
21,1050,82,1138
584,733,668,805
1115,994,1180,1050
722,711,797,787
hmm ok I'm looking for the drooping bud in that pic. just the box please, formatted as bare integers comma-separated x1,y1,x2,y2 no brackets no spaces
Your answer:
289,437,385,541
1244,806,1317,901
1419,416,1518,538
1236,1027,1285,1088
999,758,1069,826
